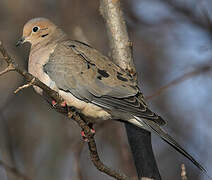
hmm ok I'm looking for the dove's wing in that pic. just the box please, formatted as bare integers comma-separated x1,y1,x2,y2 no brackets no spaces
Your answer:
43,40,165,126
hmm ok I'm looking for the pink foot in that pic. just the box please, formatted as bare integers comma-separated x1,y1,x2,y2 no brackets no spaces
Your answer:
60,101,67,107
80,128,95,142
51,100,67,107
52,100,57,106
81,131,89,142
81,131,86,137
90,129,95,134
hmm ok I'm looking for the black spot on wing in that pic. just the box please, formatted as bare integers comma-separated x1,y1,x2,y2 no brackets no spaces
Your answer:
97,69,109,78
96,69,110,81
86,63,90,69
117,74,128,82
117,71,123,76
69,44,96,69
43,64,48,74
73,40,92,48
127,72,133,78
97,76,102,80
69,44,76,48
130,85,137,90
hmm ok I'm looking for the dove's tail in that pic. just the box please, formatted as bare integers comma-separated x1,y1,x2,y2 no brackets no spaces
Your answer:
133,116,206,173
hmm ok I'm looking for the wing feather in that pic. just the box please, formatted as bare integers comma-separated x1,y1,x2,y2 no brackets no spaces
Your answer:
44,40,166,126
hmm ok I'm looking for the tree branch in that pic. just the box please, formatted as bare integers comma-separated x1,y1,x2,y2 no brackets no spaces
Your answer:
146,63,212,100
0,160,29,180
67,109,131,180
0,42,63,104
99,0,136,79
161,0,212,35
99,0,161,179
0,42,131,180
181,164,187,180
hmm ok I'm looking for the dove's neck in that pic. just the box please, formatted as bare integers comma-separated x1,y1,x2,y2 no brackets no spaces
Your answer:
28,27,68,94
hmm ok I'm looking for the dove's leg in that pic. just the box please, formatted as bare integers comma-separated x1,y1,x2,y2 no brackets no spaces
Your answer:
66,106,95,141
51,100,67,107
60,101,67,107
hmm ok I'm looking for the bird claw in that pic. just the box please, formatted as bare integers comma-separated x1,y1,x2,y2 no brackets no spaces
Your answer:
52,100,57,106
51,100,67,107
90,129,95,134
81,131,89,142
60,101,67,107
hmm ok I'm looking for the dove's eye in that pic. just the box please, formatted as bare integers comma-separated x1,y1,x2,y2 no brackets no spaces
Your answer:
32,26,39,32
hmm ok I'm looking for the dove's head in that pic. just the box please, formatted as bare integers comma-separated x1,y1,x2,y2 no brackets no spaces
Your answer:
16,17,62,46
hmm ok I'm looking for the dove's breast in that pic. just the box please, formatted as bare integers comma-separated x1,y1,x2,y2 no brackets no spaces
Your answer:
29,45,58,94
28,45,111,122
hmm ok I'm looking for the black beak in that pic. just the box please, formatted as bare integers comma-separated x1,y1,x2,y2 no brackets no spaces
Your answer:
16,37,25,47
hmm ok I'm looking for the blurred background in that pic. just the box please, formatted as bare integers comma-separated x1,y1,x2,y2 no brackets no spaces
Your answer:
0,0,212,179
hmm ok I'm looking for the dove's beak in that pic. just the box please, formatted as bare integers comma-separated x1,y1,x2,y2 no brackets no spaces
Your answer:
16,37,25,47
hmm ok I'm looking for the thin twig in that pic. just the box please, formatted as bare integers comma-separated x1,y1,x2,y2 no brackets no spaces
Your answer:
74,141,84,180
73,121,112,180
14,78,35,94
0,42,63,104
146,64,212,100
0,160,29,180
0,64,15,76
161,0,212,35
181,164,187,180
68,110,131,180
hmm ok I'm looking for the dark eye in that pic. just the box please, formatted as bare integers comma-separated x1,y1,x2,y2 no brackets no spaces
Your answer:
32,26,39,32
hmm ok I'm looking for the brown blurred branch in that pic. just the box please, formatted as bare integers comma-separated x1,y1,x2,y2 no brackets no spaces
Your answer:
100,0,161,179
68,110,130,180
73,120,117,180
181,164,187,180
0,160,29,180
146,63,212,100
73,26,89,43
0,42,63,104
74,141,84,180
0,42,131,180
0,109,17,180
99,0,136,79
161,0,212,34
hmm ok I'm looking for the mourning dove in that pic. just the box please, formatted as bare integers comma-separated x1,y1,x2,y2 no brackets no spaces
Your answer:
16,17,205,172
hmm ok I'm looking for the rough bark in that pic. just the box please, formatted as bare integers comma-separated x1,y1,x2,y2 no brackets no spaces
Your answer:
100,0,161,179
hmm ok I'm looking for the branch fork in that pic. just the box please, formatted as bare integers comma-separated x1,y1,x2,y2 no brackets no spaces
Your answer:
14,77,35,94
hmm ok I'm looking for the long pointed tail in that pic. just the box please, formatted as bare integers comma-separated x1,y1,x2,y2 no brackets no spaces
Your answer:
133,117,206,173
